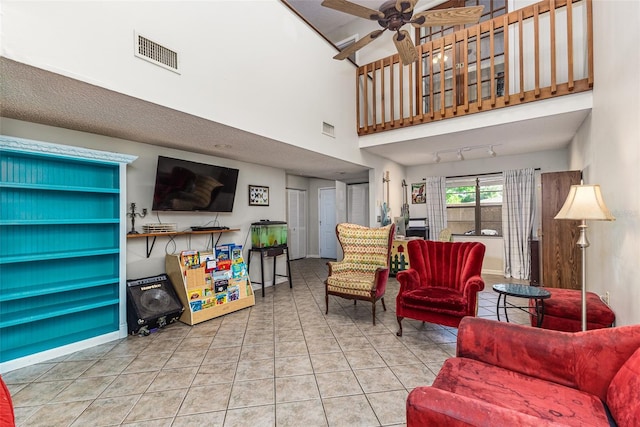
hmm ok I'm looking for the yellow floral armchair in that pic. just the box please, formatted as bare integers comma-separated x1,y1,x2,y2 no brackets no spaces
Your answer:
325,223,396,324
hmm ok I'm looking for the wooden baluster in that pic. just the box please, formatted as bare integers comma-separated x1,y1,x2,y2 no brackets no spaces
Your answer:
428,43,434,119
534,5,540,97
518,10,525,100
452,33,457,115
567,0,574,90
440,38,446,116
373,63,377,130
409,61,414,123
356,68,361,133
503,14,510,104
380,59,385,128
550,0,557,94
363,65,369,132
400,57,405,124
490,20,496,107
476,26,482,109
390,60,395,126
416,44,424,121
587,0,593,87
463,29,469,112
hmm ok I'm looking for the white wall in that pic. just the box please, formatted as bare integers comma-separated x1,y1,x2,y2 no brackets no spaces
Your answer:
0,1,378,172
567,0,640,326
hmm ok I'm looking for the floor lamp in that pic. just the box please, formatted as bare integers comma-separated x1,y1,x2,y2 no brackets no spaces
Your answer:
554,185,615,331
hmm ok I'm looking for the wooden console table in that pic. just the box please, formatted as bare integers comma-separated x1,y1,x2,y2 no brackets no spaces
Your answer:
127,229,239,257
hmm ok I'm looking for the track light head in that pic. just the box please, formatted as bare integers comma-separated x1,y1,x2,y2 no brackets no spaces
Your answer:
457,150,464,161
488,145,496,157
433,152,440,163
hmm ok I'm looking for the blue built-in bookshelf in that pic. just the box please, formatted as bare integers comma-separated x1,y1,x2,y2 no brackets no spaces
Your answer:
0,135,136,370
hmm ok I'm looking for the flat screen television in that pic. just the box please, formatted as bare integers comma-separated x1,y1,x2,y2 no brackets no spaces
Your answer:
152,156,239,212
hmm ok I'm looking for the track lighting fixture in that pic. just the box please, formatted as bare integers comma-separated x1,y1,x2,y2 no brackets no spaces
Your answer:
430,144,501,163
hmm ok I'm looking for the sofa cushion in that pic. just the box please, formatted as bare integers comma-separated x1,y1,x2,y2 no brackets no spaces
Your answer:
434,357,610,426
607,347,640,427
401,287,465,312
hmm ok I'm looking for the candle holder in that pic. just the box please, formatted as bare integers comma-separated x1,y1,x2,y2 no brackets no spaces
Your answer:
127,202,148,234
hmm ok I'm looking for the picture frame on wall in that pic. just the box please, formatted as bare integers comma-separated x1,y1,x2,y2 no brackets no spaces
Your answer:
249,185,269,206
411,183,426,204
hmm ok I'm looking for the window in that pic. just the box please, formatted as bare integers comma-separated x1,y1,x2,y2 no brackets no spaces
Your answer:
446,174,502,236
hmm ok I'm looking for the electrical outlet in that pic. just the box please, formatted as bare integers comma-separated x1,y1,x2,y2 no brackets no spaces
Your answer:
601,292,610,305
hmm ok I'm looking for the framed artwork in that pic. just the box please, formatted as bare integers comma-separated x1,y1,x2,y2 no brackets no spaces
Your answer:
411,183,426,204
249,185,269,206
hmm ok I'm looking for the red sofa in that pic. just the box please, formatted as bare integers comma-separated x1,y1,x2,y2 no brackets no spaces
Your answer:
407,317,640,426
395,240,485,334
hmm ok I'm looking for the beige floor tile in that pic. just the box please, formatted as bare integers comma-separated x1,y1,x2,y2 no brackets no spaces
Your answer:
315,370,363,398
235,358,274,381
310,352,351,374
124,389,188,423
50,376,116,402
343,349,386,370
178,383,232,415
101,371,158,398
70,395,138,426
224,404,275,427
353,367,404,393
147,367,198,392
171,410,225,427
275,340,309,358
275,374,320,403
322,394,380,427
390,364,437,389
22,400,92,427
228,378,275,409
366,389,409,425
275,355,313,377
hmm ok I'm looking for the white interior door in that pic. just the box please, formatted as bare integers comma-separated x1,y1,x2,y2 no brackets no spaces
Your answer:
319,187,337,259
286,188,307,260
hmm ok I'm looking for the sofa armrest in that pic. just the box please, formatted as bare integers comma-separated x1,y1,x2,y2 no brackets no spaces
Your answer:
373,266,390,297
396,268,421,294
456,317,579,388
407,387,565,427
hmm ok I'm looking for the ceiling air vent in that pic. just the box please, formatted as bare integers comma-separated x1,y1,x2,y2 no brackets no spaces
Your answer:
134,32,179,73
322,121,335,138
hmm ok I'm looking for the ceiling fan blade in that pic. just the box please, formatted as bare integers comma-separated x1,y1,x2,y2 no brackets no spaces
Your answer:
411,5,484,27
395,0,418,14
321,0,385,20
334,29,386,60
393,30,419,65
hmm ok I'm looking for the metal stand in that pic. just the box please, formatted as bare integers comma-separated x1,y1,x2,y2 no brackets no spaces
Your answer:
247,246,292,297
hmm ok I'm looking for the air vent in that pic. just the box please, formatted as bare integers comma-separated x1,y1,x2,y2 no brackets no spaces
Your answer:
134,32,179,73
322,121,335,138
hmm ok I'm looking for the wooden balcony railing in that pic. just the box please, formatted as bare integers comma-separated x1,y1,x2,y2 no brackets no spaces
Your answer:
356,0,593,135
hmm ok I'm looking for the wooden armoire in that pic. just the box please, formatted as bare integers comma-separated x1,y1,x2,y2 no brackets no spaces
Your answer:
540,171,582,289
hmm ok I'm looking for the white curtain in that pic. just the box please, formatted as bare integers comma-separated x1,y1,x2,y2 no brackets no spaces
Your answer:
502,168,535,279
426,176,447,241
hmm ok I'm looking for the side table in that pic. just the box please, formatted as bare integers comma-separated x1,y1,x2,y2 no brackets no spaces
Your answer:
247,246,293,297
492,283,551,327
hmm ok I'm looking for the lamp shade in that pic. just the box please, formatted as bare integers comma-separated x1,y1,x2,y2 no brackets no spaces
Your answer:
555,185,616,221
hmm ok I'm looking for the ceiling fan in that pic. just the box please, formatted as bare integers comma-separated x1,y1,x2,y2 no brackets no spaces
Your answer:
321,0,484,65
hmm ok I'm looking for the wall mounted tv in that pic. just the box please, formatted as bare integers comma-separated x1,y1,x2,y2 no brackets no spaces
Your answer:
152,156,239,212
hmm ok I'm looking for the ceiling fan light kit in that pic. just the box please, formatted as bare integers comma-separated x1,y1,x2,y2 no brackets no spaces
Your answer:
322,0,483,66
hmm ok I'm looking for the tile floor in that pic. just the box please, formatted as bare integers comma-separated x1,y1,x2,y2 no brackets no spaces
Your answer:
3,258,530,427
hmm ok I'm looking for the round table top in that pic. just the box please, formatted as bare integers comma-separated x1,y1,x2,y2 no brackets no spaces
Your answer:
492,283,551,299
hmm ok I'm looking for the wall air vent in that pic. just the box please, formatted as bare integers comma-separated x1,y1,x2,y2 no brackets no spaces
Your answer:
322,121,335,138
134,32,179,73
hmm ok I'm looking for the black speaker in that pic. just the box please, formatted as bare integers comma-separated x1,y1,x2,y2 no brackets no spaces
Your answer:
126,274,184,335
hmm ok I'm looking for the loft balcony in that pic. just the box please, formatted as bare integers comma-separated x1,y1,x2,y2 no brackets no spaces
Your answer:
356,0,592,136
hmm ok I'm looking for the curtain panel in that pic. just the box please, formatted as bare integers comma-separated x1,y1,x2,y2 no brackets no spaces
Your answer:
502,168,535,279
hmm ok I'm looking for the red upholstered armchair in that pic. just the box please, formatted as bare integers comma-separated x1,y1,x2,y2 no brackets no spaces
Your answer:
395,240,485,335
407,317,640,427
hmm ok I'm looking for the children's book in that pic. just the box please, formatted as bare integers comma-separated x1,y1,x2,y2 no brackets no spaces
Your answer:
181,250,200,269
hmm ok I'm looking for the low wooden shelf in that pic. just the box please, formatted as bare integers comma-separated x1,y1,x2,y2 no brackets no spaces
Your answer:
127,229,239,257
